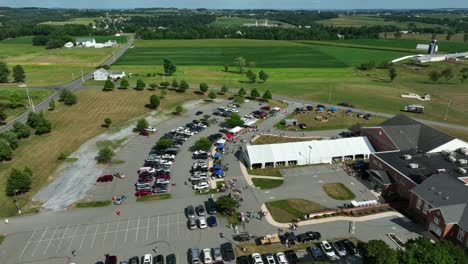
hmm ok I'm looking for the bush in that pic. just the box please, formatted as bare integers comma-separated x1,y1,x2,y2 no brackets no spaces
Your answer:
149,95,160,109
96,146,114,163
193,137,212,151
0,139,12,161
199,83,208,94
135,118,149,132
13,122,30,139
358,61,376,71
208,91,216,100
0,131,19,150
119,78,129,89
26,111,39,128
34,112,52,135
59,89,77,105
225,113,243,128
58,152,67,160
178,80,188,92
135,79,146,90
174,105,184,115
155,138,174,151
103,79,114,91
159,81,170,89
103,117,112,128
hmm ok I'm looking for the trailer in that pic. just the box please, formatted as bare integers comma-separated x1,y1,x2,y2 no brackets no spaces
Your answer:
403,104,424,113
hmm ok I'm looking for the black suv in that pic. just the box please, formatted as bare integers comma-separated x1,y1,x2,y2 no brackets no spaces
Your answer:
221,242,235,261
342,239,358,255
284,250,300,264
305,231,321,240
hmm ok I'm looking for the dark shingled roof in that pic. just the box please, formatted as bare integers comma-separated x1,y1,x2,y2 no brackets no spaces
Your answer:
378,115,454,152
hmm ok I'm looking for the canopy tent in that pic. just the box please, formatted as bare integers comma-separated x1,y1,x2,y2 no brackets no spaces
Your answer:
214,169,224,175
346,109,353,113
243,119,258,127
230,126,243,134
225,133,233,139
330,106,337,111
213,164,222,170
216,139,226,145
245,137,375,168
218,144,225,150
213,153,221,159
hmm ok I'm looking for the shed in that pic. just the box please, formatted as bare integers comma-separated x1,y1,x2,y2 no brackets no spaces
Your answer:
284,119,298,126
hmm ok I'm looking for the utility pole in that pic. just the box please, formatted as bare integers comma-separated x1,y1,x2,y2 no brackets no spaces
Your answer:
308,146,312,165
81,67,85,85
328,86,332,103
26,86,35,112
444,100,451,121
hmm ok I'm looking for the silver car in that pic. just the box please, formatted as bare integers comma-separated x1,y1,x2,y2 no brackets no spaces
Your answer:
114,194,128,205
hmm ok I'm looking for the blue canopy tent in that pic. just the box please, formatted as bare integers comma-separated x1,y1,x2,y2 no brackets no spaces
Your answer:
213,163,222,170
330,106,337,112
213,153,221,159
346,109,353,113
214,169,224,175
218,144,225,150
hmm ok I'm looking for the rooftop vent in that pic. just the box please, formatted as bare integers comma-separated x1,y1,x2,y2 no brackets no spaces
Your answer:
444,196,450,200
402,154,412,160
449,152,456,158
448,157,457,163
458,159,467,165
408,163,419,169
437,168,446,173
458,148,468,155
457,167,467,174
437,191,443,195
429,187,436,190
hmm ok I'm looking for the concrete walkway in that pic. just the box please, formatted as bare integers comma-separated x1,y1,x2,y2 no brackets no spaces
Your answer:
260,204,405,228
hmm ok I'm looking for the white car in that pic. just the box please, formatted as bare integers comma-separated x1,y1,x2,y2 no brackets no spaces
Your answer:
156,179,170,184
138,167,155,174
228,108,239,113
275,252,288,264
264,254,276,264
243,99,250,103
321,240,337,260
251,253,263,264
145,127,157,133
193,182,209,190
244,113,254,119
198,217,208,229
143,254,153,264
202,248,213,263
227,103,238,108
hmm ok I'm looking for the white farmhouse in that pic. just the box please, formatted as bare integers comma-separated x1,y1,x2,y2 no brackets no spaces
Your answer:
93,68,109,81
109,71,126,79
76,37,96,48
105,40,118,47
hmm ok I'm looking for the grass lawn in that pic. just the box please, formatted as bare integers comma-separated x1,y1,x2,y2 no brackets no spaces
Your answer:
248,167,283,177
252,135,322,145
0,234,4,245
265,199,327,223
323,183,356,200
0,88,206,217
251,178,284,189
0,88,54,122
136,193,171,202
40,17,98,26
75,200,112,208
277,110,387,131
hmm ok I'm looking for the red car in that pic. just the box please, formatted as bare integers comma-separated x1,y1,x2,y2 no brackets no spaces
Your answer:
135,190,153,197
96,175,113,182
138,177,153,182
139,131,150,136
260,106,271,111
156,175,170,180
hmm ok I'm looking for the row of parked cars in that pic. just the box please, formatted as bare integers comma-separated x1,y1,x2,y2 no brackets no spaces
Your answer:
189,242,235,264
116,253,176,264
185,198,217,230
159,120,210,148
212,104,240,117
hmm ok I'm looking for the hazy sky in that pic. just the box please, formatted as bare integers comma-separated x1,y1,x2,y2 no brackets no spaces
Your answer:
1,0,468,10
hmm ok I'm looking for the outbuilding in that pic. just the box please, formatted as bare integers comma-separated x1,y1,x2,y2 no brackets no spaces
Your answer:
93,68,109,81
284,119,298,126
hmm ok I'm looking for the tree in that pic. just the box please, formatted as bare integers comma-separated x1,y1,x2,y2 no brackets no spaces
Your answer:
221,85,229,94
238,87,246,97
441,68,454,82
163,58,177,76
446,32,453,41
250,88,260,99
171,79,179,89
358,61,376,71
360,240,398,264
119,78,129,89
0,139,12,161
0,131,19,150
225,113,243,128
429,70,441,83
460,67,468,83
389,67,397,81
27,111,39,128
13,122,30,139
32,35,49,46
0,109,6,123
174,105,184,115
262,90,272,101
234,57,246,73
233,95,244,104
12,65,25,83
103,117,112,128
0,61,10,83
48,99,55,110
149,95,160,109
208,91,216,100
96,146,114,163
199,83,208,94
258,70,269,83
394,31,402,39
224,65,229,72
59,89,77,105
135,118,149,132
178,80,188,92
35,111,52,135
216,195,238,213
193,137,212,151
9,93,24,108
155,138,174,151
103,79,114,91
135,79,146,90
398,237,468,264
159,81,170,89
246,70,257,83
5,167,32,196
464,32,468,43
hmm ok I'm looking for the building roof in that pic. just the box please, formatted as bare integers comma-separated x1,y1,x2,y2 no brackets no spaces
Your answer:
110,71,125,75
94,68,109,74
246,137,375,166
375,149,468,184
377,115,454,152
367,170,395,184
76,37,95,42
411,173,468,229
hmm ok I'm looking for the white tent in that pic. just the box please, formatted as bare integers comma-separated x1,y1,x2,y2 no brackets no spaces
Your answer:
230,126,243,134
243,119,258,127
216,139,227,145
245,137,375,168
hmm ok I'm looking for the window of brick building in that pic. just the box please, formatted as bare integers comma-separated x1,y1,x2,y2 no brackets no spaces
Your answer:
416,197,422,209
433,217,439,225
423,203,429,215
458,229,465,241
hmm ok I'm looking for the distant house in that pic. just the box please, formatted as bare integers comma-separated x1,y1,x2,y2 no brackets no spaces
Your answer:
76,38,96,48
109,71,126,79
93,68,109,81
105,40,118,47
64,42,74,48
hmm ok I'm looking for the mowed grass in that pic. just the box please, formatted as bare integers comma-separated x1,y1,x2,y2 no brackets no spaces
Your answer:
252,135,319,145
265,199,327,223
251,178,284,189
0,88,204,217
0,88,54,121
323,183,356,200
40,17,97,26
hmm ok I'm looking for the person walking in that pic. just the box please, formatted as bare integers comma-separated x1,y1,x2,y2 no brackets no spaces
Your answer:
72,249,77,257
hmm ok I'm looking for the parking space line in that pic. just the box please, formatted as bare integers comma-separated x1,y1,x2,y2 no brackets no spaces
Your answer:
103,223,110,242
31,227,48,257
56,224,69,253
67,225,80,252
146,216,150,241
124,219,130,243
136,216,140,241
19,229,36,258
177,214,179,235
43,227,58,255
90,223,100,248
157,216,160,240
167,215,170,238
79,225,89,250
112,222,120,249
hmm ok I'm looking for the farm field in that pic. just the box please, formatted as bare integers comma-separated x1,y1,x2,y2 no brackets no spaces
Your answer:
106,39,468,126
40,17,97,26
0,88,54,121
0,88,205,217
0,36,120,87
210,16,294,28
381,33,468,43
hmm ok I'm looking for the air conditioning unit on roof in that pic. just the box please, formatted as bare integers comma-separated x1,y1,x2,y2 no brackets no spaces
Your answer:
402,154,412,160
408,163,419,169
448,157,456,163
437,168,446,173
458,148,468,155
459,159,467,165
457,167,467,174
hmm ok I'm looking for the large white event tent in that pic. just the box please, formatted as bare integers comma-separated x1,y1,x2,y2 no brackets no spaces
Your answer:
244,137,375,169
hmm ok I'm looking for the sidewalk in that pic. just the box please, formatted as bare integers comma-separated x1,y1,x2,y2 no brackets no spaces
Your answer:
260,204,405,228
239,162,284,188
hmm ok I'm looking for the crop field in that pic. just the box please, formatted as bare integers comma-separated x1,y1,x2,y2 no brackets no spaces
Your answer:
210,17,294,28
0,88,205,217
0,88,54,121
40,17,97,26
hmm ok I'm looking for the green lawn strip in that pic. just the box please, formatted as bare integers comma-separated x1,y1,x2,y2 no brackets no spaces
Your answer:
252,135,317,145
0,234,5,245
248,167,283,177
136,193,171,202
75,200,112,208
323,183,356,200
0,87,55,121
266,199,327,223
251,178,284,189
96,137,128,150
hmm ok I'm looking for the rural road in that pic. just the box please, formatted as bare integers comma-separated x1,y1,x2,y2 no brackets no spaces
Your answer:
0,36,135,133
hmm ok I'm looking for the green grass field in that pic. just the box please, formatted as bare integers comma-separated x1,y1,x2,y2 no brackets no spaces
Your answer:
0,88,54,121
210,17,294,28
40,17,97,26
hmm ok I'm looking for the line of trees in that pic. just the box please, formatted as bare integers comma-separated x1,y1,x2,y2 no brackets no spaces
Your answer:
428,67,468,83
0,61,26,83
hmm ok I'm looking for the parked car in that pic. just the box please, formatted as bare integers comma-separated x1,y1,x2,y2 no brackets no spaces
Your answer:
221,242,235,261
114,172,126,179
186,206,196,219
166,254,176,264
193,182,209,190
188,219,197,230
263,254,276,264
237,256,249,264
307,245,324,261
195,111,203,115
97,175,113,182
114,194,128,205
196,205,206,216
321,241,337,260
153,255,164,264
332,241,347,257
206,198,217,214
128,256,139,264
305,231,321,240
156,179,170,185
138,177,153,183
138,167,156,174
274,252,288,264
135,190,153,197
251,253,263,264
198,217,208,229
212,247,222,261
145,127,158,133
297,233,313,244
136,182,151,188
105,255,118,264
342,239,358,255
142,254,153,264
190,248,201,264
140,131,150,136
203,248,213,264
283,250,299,264
207,216,217,227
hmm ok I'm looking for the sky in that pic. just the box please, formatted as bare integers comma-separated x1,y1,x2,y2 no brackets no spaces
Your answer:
1,0,468,10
